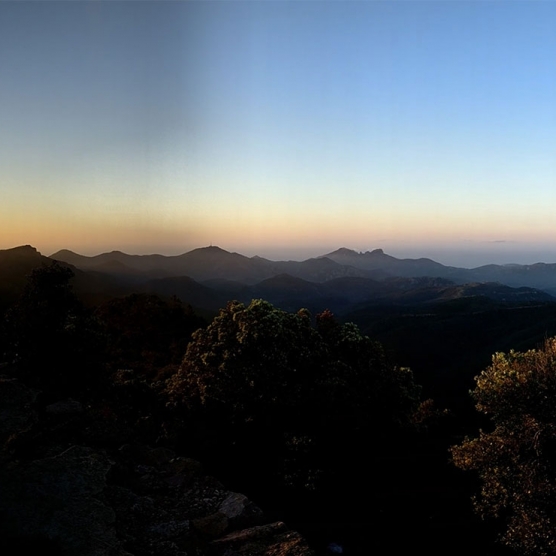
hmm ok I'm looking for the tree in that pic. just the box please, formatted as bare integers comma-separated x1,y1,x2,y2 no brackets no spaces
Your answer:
452,338,556,555
167,299,326,423
167,299,420,427
94,293,206,377
165,299,423,493
4,262,104,396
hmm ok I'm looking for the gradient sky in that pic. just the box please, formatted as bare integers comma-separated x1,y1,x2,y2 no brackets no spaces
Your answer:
2,1,556,267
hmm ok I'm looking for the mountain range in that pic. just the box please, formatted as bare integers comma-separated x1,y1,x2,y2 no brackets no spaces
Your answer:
48,245,556,293
2,244,556,316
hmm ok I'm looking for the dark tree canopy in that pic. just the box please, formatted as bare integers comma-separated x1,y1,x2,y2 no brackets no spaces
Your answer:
95,293,206,377
165,299,423,492
167,299,421,427
3,262,104,396
452,338,556,555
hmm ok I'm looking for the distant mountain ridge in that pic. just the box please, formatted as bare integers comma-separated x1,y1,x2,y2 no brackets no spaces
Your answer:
49,245,556,293
50,246,371,285
2,244,556,315
324,248,460,278
0,245,130,308
321,248,556,294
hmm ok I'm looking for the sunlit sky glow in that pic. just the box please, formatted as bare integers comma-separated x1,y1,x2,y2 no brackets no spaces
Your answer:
2,1,556,268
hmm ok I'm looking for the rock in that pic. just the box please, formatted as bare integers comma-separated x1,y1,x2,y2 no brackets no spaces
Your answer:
210,522,315,556
193,512,229,539
148,519,191,540
212,522,287,546
219,492,264,529
0,383,316,556
45,398,83,415
148,446,176,466
0,378,38,458
0,445,119,556
164,456,204,489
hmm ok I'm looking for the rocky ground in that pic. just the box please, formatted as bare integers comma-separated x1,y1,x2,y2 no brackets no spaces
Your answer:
0,377,315,556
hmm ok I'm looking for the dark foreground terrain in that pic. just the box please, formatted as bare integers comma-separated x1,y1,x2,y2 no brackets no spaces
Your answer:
5,245,556,555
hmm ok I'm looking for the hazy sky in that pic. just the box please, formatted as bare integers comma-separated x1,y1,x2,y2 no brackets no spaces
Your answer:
2,1,556,267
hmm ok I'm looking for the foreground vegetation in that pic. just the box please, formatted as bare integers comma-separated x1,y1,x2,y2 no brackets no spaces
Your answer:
453,339,556,555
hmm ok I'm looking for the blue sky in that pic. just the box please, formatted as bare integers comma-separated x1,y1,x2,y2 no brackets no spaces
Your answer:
1,1,556,267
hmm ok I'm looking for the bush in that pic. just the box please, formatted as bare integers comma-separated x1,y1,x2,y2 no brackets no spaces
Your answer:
452,338,556,555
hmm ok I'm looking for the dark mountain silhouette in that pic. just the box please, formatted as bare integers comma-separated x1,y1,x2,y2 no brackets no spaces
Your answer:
0,246,131,309
320,276,391,301
51,249,172,275
0,246,54,308
141,276,230,312
171,246,277,284
323,248,556,293
201,278,246,294
323,247,460,279
203,274,554,316
1,243,554,315
51,246,372,285
51,249,189,282
465,262,556,293
52,246,277,283
436,282,554,303
371,281,554,306
241,274,327,313
270,256,375,281
51,245,556,294
0,245,49,274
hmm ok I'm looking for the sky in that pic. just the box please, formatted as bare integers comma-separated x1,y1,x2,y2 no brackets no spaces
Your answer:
1,1,556,268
